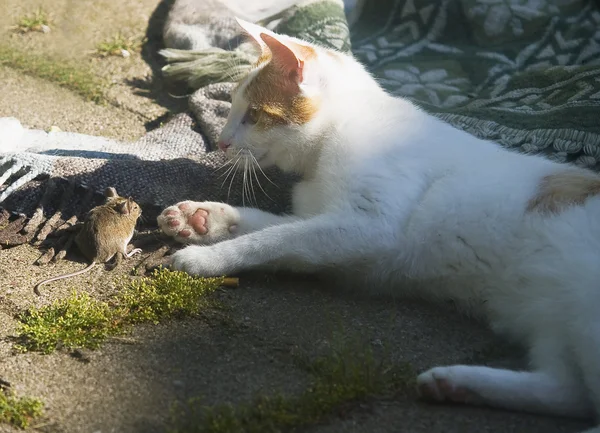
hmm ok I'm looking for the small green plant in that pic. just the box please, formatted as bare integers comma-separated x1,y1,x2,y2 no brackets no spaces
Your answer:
0,45,107,103
12,8,51,34
0,388,43,429
15,291,120,354
14,268,226,354
95,33,141,58
118,269,224,324
169,335,414,433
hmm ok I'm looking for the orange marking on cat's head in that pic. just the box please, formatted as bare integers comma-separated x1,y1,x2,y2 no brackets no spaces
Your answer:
527,170,600,214
243,50,320,128
235,18,321,128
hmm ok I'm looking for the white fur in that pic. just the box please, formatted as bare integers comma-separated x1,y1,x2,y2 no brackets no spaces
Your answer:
158,24,600,430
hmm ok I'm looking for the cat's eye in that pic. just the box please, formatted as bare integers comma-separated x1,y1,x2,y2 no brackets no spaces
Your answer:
243,107,260,125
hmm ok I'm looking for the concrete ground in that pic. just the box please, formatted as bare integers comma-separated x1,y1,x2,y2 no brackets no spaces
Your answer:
0,1,592,432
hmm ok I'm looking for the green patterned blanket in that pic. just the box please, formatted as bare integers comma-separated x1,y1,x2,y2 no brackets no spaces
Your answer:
351,0,600,167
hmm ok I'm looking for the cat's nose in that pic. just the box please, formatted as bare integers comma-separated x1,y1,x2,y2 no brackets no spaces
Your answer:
218,140,231,151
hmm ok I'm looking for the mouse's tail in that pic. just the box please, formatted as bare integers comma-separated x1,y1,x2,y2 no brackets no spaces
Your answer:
33,261,96,296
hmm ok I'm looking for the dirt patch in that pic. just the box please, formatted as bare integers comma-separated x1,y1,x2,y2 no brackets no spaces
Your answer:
0,66,146,141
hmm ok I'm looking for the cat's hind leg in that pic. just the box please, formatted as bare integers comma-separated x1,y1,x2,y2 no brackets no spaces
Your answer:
571,319,600,428
417,365,591,419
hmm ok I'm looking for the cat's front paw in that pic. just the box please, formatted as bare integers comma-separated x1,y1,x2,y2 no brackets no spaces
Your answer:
416,366,483,405
158,201,240,245
170,245,229,277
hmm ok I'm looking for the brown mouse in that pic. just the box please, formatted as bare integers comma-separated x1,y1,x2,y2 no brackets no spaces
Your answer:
33,187,143,295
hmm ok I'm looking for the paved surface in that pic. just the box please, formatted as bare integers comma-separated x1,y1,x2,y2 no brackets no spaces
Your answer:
0,1,592,432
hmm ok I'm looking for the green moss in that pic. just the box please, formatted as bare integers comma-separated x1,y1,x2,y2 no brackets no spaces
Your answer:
0,45,107,103
95,32,142,58
0,389,43,429
15,268,226,354
169,336,414,433
13,8,51,34
117,268,224,324
15,291,121,354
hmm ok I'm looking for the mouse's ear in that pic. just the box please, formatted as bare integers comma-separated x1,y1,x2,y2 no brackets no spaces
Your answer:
104,187,118,198
116,200,129,215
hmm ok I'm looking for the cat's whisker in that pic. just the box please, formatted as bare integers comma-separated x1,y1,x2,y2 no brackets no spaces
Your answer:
216,159,238,181
246,158,258,206
219,150,244,190
212,159,234,176
219,165,235,191
250,153,279,189
250,159,274,202
245,158,253,206
226,157,241,203
242,156,255,207
241,157,249,207
214,148,242,178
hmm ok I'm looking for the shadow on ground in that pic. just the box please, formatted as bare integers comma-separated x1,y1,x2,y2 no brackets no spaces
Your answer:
128,0,189,131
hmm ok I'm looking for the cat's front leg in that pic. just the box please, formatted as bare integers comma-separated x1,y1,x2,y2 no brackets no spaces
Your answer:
158,201,300,245
169,213,376,277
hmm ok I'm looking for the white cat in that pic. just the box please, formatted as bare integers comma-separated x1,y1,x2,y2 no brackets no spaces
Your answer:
158,18,600,431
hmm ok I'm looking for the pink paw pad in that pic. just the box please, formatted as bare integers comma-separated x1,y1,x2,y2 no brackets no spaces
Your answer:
188,209,209,235
178,229,192,238
160,202,238,243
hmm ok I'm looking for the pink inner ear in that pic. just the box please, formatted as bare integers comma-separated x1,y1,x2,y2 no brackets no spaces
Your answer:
259,33,305,83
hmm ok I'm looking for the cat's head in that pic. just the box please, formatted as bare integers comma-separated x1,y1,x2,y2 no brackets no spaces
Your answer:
217,19,359,175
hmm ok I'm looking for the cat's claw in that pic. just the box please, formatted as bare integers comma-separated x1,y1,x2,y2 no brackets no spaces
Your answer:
417,366,482,405
157,201,240,245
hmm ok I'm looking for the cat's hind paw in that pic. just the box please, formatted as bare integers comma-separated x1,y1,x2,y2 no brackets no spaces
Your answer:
416,366,482,405
157,201,239,245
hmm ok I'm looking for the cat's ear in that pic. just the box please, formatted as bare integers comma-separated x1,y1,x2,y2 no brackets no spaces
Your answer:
235,17,271,52
259,33,309,84
235,17,311,84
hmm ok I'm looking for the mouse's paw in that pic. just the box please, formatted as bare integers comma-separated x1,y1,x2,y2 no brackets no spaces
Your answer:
157,201,240,245
126,247,142,258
